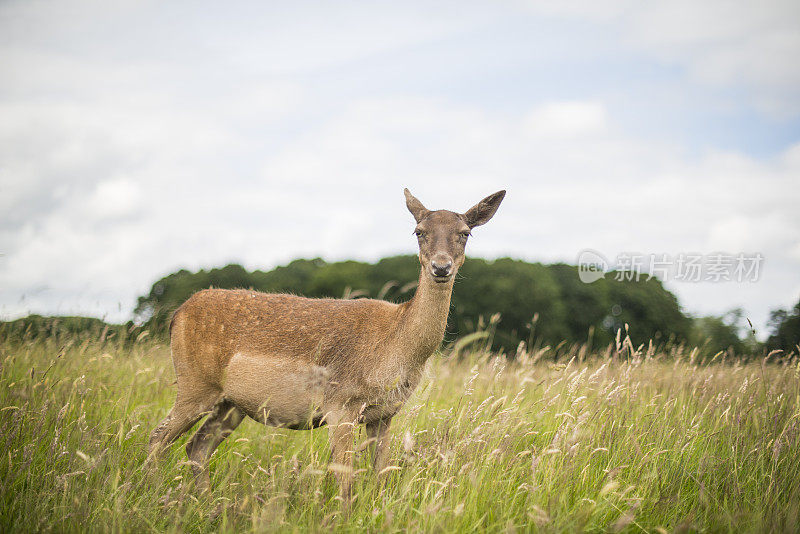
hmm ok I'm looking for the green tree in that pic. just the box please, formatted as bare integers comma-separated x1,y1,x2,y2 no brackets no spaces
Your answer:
133,256,692,353
547,263,612,348
767,297,800,353
603,274,691,346
453,258,566,350
0,315,138,344
690,309,751,357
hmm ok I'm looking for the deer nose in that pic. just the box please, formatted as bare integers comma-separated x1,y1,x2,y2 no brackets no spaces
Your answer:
431,260,453,278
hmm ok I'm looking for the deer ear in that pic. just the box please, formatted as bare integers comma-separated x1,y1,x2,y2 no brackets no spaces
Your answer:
404,188,430,223
464,190,506,228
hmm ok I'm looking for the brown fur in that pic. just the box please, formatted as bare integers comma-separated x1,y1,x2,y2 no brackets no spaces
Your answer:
148,188,505,504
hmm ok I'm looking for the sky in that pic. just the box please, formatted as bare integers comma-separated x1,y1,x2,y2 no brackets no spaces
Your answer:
1,0,799,339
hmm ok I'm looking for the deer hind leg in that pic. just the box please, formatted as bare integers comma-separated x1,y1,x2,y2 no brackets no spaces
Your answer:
185,398,244,491
365,417,393,474
148,386,221,458
327,410,359,508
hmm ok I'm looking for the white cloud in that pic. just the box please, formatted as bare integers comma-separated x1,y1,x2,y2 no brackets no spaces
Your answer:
790,241,800,263
524,101,608,138
85,179,142,220
523,0,800,115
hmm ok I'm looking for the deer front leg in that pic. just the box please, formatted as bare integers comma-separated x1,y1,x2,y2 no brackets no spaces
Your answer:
366,417,392,474
327,411,357,506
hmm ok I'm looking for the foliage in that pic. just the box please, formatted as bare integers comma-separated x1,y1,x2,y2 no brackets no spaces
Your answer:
0,314,141,345
768,297,800,353
689,309,762,359
134,257,694,353
1,334,799,532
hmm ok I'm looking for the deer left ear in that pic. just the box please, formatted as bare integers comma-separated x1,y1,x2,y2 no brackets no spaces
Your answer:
404,188,430,223
464,190,506,228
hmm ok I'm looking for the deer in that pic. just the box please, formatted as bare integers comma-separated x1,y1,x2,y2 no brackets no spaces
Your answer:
147,188,506,505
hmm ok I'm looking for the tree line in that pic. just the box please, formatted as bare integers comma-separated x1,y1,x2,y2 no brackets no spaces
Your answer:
4,256,797,356
130,256,731,354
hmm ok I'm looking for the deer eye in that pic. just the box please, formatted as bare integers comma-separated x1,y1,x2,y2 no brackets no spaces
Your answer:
414,229,425,238
458,232,470,241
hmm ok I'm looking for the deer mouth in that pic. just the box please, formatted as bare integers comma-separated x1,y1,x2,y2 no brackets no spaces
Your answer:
432,274,452,283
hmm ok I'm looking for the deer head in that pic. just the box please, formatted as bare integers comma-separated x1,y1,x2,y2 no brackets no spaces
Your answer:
404,188,506,285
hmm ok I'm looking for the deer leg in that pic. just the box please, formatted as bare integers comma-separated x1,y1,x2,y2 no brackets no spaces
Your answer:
327,410,358,506
365,417,393,474
185,398,244,491
148,388,220,458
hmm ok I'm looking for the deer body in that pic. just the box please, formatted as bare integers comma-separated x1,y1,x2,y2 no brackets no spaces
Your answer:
170,277,448,428
148,189,505,504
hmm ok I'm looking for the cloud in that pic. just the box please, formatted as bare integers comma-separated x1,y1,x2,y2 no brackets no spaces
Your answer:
523,0,800,115
85,179,143,220
524,101,608,138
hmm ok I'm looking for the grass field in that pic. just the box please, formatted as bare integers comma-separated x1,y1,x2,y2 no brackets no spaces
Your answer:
1,333,799,533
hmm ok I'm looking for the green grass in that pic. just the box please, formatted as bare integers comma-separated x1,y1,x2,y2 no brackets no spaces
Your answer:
1,334,799,533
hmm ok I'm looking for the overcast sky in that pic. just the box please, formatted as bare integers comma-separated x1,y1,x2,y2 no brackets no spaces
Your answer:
1,0,799,338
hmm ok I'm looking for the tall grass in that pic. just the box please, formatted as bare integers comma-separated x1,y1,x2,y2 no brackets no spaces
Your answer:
1,333,798,532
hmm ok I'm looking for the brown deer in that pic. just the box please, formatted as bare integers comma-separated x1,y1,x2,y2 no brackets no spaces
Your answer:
148,188,505,503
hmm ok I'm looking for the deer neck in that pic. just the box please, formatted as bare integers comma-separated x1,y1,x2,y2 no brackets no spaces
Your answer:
398,268,454,363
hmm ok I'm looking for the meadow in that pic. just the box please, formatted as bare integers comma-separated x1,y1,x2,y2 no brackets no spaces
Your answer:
1,331,798,533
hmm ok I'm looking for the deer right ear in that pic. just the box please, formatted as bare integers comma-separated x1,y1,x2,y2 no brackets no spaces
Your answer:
464,190,506,228
404,188,430,223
